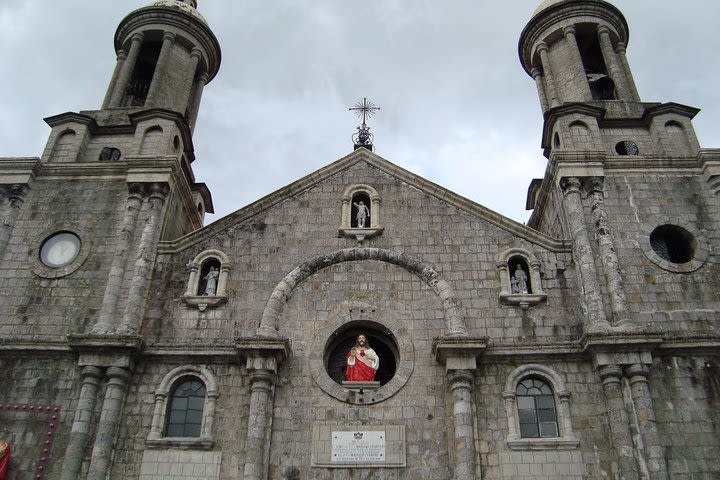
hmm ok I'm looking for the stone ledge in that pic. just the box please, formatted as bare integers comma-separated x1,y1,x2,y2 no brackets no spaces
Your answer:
507,437,580,451
182,294,227,311
499,292,547,310
145,437,214,450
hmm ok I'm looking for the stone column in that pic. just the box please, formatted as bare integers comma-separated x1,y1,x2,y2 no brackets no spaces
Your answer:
537,42,560,108
0,184,29,263
615,42,641,102
146,32,176,107
448,370,478,480
109,32,144,108
563,25,593,101
188,71,209,134
597,26,631,101
243,369,276,480
587,177,629,326
93,184,144,333
118,183,169,334
59,366,104,480
102,50,127,109
530,67,548,111
626,364,668,480
86,367,132,480
598,365,639,480
560,177,610,332
529,259,544,295
370,195,381,229
184,261,201,296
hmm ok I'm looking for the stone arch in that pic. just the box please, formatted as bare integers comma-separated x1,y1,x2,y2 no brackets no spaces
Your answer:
50,129,77,162
257,247,468,338
140,125,165,155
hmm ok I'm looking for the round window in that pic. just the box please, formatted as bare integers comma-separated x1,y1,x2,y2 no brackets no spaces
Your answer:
649,225,695,264
40,232,81,267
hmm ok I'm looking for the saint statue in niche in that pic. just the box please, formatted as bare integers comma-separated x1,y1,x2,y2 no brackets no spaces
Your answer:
353,200,370,228
345,334,379,382
511,265,529,294
203,266,219,296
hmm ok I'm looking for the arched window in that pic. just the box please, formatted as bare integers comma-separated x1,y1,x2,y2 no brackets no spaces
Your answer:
166,377,207,437
184,249,230,310
516,377,558,438
147,366,218,449
339,184,383,241
503,364,578,450
495,248,546,309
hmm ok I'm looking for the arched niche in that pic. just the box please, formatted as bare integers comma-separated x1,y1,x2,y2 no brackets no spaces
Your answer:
338,184,383,241
183,249,231,310
495,247,547,309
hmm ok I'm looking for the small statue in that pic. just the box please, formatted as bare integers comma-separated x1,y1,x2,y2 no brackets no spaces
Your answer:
202,266,219,296
512,265,529,294
353,201,370,228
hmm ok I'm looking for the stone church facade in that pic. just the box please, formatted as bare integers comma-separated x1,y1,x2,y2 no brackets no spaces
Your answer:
1,0,718,479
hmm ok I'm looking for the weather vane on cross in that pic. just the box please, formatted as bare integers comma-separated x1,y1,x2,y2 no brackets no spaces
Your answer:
349,97,380,151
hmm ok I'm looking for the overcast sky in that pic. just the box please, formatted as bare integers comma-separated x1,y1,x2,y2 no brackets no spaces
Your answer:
1,1,718,225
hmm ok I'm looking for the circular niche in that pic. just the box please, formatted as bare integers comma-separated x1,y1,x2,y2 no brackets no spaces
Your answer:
641,223,707,273
310,319,414,405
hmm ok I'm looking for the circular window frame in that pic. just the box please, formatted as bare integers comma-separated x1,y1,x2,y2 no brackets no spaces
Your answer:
310,319,414,405
30,226,91,279
640,221,707,273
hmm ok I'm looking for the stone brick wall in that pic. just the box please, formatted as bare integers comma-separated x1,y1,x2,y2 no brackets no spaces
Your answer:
0,179,129,340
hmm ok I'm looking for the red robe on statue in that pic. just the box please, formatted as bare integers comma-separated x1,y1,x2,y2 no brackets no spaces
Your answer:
345,348,379,382
0,441,10,480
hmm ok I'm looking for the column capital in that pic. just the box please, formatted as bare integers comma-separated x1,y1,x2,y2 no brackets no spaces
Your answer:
447,369,474,390
560,176,582,195
615,42,627,54
149,182,170,201
596,25,611,37
130,32,145,43
106,366,132,384
116,50,127,61
81,366,104,381
536,41,549,53
586,176,604,194
162,31,176,43
598,364,622,382
563,24,577,36
530,66,543,78
625,363,650,381
190,47,203,60
248,369,276,392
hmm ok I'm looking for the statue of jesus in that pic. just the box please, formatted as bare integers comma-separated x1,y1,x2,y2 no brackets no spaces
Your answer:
345,334,379,382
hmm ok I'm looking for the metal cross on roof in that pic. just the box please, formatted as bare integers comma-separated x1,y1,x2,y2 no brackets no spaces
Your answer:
349,97,381,126
349,98,380,151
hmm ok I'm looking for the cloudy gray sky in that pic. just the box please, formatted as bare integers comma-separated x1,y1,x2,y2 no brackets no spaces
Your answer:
1,1,718,225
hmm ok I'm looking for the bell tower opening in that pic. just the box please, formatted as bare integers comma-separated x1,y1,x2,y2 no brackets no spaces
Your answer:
125,41,161,107
576,25,615,100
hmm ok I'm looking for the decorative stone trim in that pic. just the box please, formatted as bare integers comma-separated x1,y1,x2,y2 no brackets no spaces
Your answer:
0,403,61,480
29,225,91,279
503,364,579,450
495,247,547,309
338,184,383,241
183,249,230,310
147,365,218,449
639,220,707,273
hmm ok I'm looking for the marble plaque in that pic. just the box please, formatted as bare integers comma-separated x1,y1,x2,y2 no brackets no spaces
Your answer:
331,431,385,462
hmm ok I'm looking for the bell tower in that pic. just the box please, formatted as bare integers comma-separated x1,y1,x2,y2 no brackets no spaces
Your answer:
103,0,220,131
